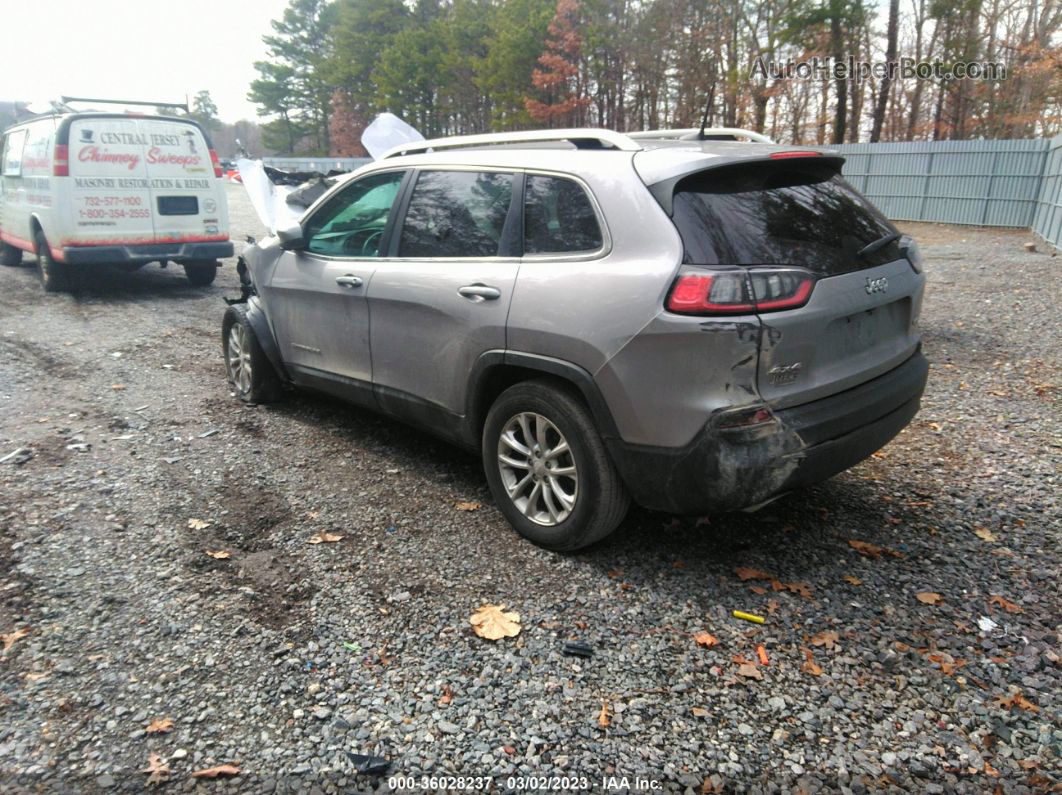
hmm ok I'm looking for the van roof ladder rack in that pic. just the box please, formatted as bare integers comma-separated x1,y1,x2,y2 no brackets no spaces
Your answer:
379,128,642,159
60,96,190,113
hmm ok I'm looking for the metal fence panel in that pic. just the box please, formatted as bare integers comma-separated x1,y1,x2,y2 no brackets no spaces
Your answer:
830,139,1049,231
1032,136,1062,249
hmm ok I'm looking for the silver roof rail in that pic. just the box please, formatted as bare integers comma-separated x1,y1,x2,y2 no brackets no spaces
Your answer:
629,127,775,144
379,128,643,159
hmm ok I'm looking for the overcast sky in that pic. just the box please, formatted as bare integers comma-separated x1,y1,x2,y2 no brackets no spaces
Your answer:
0,0,292,122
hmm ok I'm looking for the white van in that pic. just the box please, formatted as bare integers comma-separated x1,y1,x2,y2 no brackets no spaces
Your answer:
0,112,233,290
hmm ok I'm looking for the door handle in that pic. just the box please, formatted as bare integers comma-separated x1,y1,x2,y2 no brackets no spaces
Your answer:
458,284,501,301
335,274,363,288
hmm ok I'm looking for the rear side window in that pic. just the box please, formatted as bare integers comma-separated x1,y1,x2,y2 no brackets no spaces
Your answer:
524,175,602,254
398,170,513,258
671,161,899,275
2,129,28,177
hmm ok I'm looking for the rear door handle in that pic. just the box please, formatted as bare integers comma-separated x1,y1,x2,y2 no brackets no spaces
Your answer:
458,284,501,301
336,275,363,288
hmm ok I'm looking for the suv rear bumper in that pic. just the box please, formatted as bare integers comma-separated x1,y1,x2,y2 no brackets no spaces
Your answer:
61,241,234,265
606,348,929,515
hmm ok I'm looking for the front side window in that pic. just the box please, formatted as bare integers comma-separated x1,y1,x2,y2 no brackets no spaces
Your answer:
2,129,28,177
523,174,603,254
398,170,513,258
305,170,405,257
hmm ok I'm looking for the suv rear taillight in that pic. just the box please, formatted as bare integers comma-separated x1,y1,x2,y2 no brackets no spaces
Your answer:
666,267,816,315
53,144,69,177
209,148,223,178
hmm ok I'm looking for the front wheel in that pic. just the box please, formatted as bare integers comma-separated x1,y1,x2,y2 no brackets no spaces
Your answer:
0,240,22,266
184,260,218,286
221,305,283,403
483,380,629,551
34,231,66,292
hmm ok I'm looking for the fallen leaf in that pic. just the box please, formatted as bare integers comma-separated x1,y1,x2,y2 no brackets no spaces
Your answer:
737,662,763,680
780,581,813,599
691,706,709,718
455,501,482,512
988,594,1022,613
801,648,823,676
749,585,767,595
1,627,29,654
191,764,241,778
598,700,611,727
994,690,1040,713
141,753,171,786
469,604,521,640
606,569,622,579
308,532,343,544
145,717,173,734
756,645,769,666
849,539,902,559
810,630,839,650
187,518,209,530
843,575,862,586
766,599,780,615
205,550,230,559
502,745,516,755
735,567,773,581
693,632,718,649
439,685,453,706
672,560,686,569
973,526,998,542
916,592,943,605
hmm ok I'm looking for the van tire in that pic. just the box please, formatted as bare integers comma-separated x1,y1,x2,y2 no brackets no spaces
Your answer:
482,379,629,551
34,231,66,292
0,241,22,266
184,261,218,286
222,305,283,403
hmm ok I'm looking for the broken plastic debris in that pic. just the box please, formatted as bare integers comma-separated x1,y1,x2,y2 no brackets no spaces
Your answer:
733,611,765,624
198,429,219,438
0,447,32,465
346,751,391,776
561,640,593,658
978,616,999,633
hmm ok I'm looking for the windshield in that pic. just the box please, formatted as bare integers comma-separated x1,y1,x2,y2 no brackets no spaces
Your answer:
671,160,901,275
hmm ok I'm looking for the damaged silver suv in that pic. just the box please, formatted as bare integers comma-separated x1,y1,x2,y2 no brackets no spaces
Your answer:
222,128,928,550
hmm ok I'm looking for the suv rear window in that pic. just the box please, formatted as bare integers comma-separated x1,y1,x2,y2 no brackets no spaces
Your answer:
524,175,602,254
671,161,900,275
398,170,513,258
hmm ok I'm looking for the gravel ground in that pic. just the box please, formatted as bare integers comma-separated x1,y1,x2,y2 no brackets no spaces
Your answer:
0,186,1059,793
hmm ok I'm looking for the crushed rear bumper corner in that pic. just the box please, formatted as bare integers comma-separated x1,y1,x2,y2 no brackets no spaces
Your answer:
61,241,234,265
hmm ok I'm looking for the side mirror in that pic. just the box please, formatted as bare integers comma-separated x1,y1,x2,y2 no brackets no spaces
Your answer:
276,222,306,251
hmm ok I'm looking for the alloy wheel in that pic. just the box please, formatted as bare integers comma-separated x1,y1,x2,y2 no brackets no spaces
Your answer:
497,412,578,526
227,324,252,394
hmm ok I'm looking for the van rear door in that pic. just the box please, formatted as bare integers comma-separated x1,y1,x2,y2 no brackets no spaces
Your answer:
67,117,154,248
136,119,226,247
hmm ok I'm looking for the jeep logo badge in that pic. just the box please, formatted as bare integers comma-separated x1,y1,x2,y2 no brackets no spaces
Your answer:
865,276,888,295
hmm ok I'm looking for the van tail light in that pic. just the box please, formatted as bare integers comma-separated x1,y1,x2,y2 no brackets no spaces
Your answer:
770,150,823,159
209,148,223,178
53,144,69,177
666,267,815,315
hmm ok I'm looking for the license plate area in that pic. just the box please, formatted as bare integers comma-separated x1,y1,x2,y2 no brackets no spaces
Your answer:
833,299,909,357
157,196,198,215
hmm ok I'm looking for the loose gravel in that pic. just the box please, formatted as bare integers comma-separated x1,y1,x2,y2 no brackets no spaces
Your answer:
0,187,1059,793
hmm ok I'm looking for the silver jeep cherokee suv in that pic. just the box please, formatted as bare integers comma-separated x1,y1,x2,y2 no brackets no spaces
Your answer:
222,128,928,551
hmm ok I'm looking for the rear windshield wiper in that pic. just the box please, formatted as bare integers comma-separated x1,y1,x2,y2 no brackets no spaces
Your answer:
858,231,902,258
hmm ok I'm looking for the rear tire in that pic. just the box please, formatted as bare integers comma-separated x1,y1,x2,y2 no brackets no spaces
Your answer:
33,231,66,292
222,305,283,403
0,241,22,266
184,260,218,286
483,379,629,551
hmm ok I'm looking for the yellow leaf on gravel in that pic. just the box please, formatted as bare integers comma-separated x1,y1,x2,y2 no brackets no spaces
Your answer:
308,532,343,544
205,550,230,559
801,648,823,676
1,627,29,654
598,700,611,727
973,526,998,542
145,717,173,734
916,592,942,605
737,662,763,680
141,753,171,786
843,575,862,586
469,604,521,640
187,518,210,530
191,763,241,778
455,501,482,511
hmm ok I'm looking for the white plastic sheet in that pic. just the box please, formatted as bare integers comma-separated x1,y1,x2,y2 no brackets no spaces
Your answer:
236,158,303,234
361,113,425,160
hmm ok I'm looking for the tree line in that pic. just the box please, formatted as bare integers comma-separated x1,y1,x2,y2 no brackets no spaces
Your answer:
249,0,1062,155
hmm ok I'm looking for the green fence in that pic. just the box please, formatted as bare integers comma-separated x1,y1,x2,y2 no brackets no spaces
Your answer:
1031,136,1062,249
